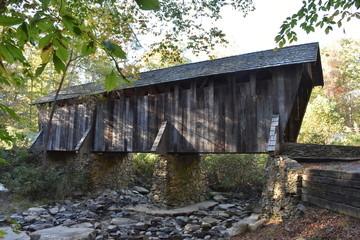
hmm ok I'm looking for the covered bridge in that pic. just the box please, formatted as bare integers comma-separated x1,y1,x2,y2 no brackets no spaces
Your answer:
31,42,323,155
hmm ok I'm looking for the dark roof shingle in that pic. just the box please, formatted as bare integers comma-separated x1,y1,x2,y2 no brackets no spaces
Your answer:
32,42,322,104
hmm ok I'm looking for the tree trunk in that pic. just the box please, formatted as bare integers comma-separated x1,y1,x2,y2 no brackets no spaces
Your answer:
41,52,75,177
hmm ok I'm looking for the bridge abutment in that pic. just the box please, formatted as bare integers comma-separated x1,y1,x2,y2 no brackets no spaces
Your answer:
150,154,208,208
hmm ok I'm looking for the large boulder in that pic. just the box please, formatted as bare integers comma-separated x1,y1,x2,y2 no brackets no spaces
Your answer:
29,226,95,240
0,227,30,240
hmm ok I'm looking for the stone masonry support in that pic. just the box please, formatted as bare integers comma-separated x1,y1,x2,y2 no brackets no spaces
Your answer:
260,156,305,220
46,152,134,192
150,154,208,208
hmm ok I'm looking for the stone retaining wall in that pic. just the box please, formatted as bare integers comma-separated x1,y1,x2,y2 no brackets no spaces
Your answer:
302,168,360,218
281,143,360,159
260,156,305,220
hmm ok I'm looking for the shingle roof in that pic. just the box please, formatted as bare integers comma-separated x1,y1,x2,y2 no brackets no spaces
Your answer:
32,42,322,104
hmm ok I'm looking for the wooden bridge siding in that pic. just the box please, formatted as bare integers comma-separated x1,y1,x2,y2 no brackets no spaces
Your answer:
275,65,304,142
44,103,93,151
91,65,307,153
284,73,313,142
41,66,305,153
256,78,273,151
92,76,281,153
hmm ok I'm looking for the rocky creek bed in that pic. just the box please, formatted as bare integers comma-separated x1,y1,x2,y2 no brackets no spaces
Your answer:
0,187,262,240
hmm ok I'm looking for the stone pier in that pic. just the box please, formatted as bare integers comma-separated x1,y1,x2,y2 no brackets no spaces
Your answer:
150,154,208,208
46,152,134,192
260,156,305,220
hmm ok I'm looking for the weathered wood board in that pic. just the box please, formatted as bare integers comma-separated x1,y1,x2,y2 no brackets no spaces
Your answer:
90,65,312,153
35,62,316,153
302,169,360,218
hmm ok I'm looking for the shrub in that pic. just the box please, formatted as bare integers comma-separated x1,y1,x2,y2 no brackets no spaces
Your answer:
203,154,267,194
0,147,87,204
132,153,157,188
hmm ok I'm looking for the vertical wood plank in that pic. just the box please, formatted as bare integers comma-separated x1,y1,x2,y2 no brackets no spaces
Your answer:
127,96,135,152
214,85,224,152
173,84,180,152
62,106,69,150
225,82,234,152
232,78,239,152
53,108,61,150
250,73,258,152
119,97,125,151
196,86,204,152
256,79,271,151
238,82,249,152
277,67,286,143
184,88,191,150
95,101,105,151
190,81,196,151
143,95,149,151
148,95,156,150
112,99,120,150
136,96,142,151
67,105,75,150
207,80,214,152
104,101,113,151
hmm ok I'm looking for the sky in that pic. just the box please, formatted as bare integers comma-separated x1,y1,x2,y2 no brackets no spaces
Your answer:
189,0,360,61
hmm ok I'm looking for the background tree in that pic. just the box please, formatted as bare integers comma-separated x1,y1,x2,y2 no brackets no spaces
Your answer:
298,87,345,144
141,46,190,71
321,39,360,128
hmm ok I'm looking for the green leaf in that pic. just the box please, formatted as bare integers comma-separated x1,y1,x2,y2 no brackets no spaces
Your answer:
17,23,29,45
5,43,25,62
0,104,19,121
0,16,23,26
5,217,21,228
81,41,96,56
0,61,11,80
62,15,76,30
274,35,282,43
36,18,54,32
53,55,65,73
41,47,53,64
0,75,10,86
105,70,118,92
35,64,47,77
0,229,7,238
39,35,53,49
0,157,10,165
62,15,82,36
41,0,51,10
0,45,15,63
135,0,160,10
55,44,69,63
101,40,126,59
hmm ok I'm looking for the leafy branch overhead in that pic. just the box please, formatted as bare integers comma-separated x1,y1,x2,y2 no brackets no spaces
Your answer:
276,0,360,47
0,0,161,94
0,0,255,94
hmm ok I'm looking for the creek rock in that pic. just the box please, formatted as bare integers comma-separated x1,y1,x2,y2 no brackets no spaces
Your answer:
29,226,96,240
1,188,261,239
0,227,30,240
132,186,150,195
227,222,248,237
110,217,137,226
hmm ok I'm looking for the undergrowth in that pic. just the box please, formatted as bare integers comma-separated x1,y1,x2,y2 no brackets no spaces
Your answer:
0,147,87,212
0,148,268,211
203,154,267,195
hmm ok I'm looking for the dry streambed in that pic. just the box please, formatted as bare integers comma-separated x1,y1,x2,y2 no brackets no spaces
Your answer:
0,187,261,240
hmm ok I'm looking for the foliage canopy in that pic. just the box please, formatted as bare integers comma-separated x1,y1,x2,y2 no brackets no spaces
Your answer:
276,0,360,47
